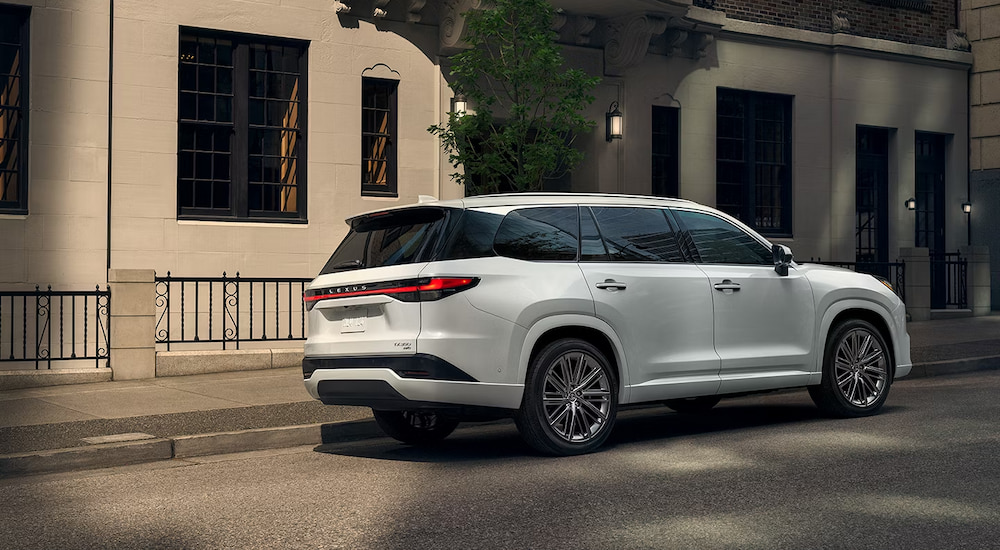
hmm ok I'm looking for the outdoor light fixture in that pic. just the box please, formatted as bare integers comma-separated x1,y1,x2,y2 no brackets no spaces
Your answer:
606,101,623,142
451,94,472,116
905,197,916,211
962,202,972,214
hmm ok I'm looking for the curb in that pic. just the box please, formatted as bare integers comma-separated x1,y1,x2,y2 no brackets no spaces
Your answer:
0,418,382,479
904,356,1000,380
0,438,174,478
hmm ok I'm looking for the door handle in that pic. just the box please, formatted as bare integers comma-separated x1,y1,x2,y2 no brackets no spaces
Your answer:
596,279,627,291
713,280,741,292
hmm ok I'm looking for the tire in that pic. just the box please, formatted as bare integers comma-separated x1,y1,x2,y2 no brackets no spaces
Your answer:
809,319,892,418
372,410,459,445
664,395,722,414
515,338,618,456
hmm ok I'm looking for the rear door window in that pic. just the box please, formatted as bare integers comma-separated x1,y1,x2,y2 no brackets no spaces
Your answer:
494,207,579,261
320,208,448,274
589,207,684,262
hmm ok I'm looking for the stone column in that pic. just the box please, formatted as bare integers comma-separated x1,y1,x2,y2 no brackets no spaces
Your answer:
960,245,992,316
108,269,156,380
899,247,930,321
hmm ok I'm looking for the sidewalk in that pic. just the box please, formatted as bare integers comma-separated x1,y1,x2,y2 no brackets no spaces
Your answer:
2,315,999,477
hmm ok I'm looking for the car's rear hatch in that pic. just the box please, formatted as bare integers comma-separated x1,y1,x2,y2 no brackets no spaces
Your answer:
303,206,459,358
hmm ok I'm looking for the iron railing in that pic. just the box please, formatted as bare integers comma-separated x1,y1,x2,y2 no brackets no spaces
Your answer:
155,272,311,350
808,259,906,303
0,286,110,369
930,252,967,309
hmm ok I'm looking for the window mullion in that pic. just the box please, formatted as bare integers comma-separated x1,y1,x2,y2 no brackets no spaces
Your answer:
232,41,249,218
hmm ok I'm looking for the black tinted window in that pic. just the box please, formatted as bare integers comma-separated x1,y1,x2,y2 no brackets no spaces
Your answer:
590,207,684,262
494,207,579,261
673,210,772,265
320,208,447,274
580,207,609,261
438,210,503,260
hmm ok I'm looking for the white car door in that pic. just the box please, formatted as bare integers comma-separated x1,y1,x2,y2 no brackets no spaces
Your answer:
670,209,817,393
578,206,720,403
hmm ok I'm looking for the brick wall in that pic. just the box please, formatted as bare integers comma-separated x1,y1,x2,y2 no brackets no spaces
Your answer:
711,0,958,48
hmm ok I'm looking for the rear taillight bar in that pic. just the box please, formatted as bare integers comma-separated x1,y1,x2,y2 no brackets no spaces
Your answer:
304,277,479,309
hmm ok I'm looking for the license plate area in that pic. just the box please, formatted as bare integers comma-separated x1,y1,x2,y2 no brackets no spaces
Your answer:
339,306,368,333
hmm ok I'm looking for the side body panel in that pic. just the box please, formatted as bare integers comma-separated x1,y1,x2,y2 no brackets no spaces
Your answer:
578,262,721,403
422,256,595,386
699,264,817,393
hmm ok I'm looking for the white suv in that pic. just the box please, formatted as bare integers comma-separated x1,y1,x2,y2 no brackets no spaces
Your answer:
303,193,911,455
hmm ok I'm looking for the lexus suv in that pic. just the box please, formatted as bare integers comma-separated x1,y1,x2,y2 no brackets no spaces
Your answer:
303,193,911,456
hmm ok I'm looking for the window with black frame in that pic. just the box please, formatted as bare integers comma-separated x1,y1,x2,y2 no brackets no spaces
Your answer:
0,6,28,214
651,106,678,198
177,28,306,221
716,88,792,236
362,78,398,197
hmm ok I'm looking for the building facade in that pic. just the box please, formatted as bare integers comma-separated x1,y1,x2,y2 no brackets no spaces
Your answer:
0,0,983,312
963,0,1000,309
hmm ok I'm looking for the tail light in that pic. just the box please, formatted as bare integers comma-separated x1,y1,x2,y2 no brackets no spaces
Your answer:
304,277,480,310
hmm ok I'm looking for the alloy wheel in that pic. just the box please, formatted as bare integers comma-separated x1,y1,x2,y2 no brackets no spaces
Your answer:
834,327,888,407
542,351,613,442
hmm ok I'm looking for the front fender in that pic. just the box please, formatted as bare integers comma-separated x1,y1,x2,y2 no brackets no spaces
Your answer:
815,297,911,378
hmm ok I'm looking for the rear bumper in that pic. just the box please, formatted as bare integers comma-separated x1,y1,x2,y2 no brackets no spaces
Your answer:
303,354,477,381
303,362,524,411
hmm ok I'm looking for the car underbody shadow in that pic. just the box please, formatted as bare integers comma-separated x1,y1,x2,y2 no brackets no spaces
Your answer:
312,391,904,462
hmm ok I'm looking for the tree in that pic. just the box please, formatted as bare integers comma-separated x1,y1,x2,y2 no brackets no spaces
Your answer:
429,0,599,196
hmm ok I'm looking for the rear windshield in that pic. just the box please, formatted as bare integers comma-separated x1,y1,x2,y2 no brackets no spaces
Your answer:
320,208,450,274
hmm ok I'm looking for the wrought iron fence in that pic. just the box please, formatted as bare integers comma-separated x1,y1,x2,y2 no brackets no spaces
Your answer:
930,252,967,309
155,272,311,350
807,259,906,302
0,286,110,369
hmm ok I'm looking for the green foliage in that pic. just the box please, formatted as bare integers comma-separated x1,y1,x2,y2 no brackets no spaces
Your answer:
428,0,599,195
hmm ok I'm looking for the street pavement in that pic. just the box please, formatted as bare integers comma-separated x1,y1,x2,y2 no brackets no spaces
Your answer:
1,371,998,549
1,314,999,476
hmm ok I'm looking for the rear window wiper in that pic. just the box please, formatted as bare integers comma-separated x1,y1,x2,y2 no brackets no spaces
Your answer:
330,259,363,271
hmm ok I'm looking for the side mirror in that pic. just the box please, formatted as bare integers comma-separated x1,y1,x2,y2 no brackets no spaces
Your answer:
772,244,793,277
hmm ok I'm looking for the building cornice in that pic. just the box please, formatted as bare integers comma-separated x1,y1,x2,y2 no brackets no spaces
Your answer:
719,18,973,69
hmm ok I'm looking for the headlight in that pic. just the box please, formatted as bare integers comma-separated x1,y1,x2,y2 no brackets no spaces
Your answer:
873,275,894,293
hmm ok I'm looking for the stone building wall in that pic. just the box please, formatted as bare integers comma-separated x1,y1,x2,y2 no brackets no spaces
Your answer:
963,0,1000,308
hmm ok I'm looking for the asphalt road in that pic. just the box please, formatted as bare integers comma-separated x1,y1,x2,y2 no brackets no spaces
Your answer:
2,371,998,550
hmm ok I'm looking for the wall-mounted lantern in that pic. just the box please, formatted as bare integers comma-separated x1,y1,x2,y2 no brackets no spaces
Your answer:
451,94,473,117
905,197,916,211
962,202,972,214
606,101,623,142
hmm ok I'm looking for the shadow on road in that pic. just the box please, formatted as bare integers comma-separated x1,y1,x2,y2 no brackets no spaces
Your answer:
312,395,902,462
